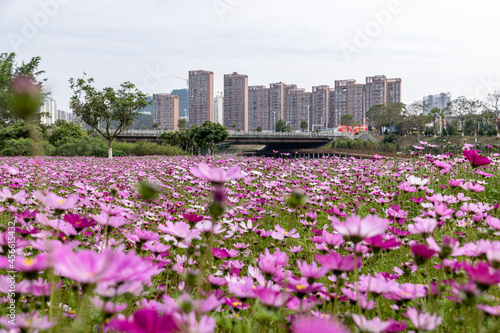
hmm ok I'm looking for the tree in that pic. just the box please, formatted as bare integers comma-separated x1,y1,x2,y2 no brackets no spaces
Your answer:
49,120,86,146
190,121,228,155
401,101,429,139
340,114,355,126
0,53,47,125
450,96,483,136
275,119,287,132
486,90,500,132
152,123,159,129
255,126,262,132
366,103,404,134
69,76,149,159
300,120,308,131
429,107,441,136
178,118,188,130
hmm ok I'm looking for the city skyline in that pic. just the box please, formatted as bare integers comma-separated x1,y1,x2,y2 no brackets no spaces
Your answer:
1,0,499,113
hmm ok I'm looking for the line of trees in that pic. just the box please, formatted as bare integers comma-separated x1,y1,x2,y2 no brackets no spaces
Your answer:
367,95,500,139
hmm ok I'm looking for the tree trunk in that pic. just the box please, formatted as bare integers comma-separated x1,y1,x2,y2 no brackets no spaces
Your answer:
108,140,113,160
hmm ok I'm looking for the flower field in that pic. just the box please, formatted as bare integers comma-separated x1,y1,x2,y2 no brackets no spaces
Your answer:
1,147,500,332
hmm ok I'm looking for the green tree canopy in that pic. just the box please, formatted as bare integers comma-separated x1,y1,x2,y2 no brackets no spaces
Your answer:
69,76,149,159
190,121,228,155
49,120,87,147
340,114,355,126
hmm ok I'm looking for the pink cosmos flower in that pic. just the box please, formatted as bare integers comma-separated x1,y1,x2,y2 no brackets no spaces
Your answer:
487,216,500,230
476,170,494,177
463,149,491,167
109,308,178,333
258,248,288,275
352,314,391,332
53,247,159,285
0,311,55,331
254,287,289,308
227,277,256,298
28,157,45,167
397,182,417,193
292,317,349,333
405,307,443,331
15,254,48,274
428,202,454,220
477,304,500,316
408,218,437,235
411,244,436,266
463,262,500,290
182,212,204,223
190,163,243,184
0,188,26,203
33,191,79,211
332,214,390,243
90,296,127,313
364,235,401,252
427,236,464,258
315,252,361,274
449,178,463,187
297,260,327,280
271,225,300,240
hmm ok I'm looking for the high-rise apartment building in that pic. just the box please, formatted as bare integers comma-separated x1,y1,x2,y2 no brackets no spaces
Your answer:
152,93,179,131
365,75,387,112
284,86,312,131
423,92,451,114
269,82,286,124
334,80,365,126
223,72,248,132
328,88,335,129
387,78,402,104
248,85,270,131
171,89,189,119
311,85,330,132
40,97,57,125
188,70,214,127
214,93,223,125
333,75,402,126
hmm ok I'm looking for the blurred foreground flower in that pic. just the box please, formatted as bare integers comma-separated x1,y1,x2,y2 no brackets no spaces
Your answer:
190,163,243,185
10,76,42,120
293,316,350,333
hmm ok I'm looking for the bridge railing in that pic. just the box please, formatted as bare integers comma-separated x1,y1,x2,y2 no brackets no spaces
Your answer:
118,130,353,139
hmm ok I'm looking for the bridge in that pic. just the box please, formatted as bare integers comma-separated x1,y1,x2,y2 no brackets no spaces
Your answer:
117,130,354,150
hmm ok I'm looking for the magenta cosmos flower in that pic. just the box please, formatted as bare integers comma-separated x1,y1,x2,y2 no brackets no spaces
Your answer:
463,149,491,167
332,214,390,243
190,163,243,185
109,308,178,333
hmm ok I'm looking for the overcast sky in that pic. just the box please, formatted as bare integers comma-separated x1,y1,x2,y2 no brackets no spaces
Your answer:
1,0,500,111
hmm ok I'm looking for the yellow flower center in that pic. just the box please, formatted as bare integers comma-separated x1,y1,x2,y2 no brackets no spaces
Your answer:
57,200,63,205
296,285,307,291
23,258,35,266
233,302,242,307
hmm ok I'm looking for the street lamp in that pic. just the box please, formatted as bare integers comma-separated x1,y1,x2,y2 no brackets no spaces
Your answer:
305,105,310,133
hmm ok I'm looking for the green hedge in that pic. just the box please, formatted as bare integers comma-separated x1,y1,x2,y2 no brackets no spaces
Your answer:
0,137,184,157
